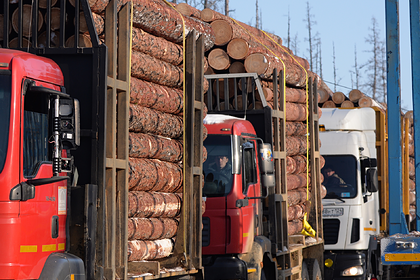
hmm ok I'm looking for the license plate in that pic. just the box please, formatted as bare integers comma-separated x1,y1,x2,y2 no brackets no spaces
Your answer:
322,207,344,217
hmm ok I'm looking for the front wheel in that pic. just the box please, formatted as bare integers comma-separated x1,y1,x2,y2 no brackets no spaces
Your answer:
301,261,310,280
306,258,322,280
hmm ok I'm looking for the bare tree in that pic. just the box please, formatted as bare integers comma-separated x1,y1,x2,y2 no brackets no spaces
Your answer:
318,38,323,80
287,8,291,50
225,0,229,16
291,33,299,56
364,17,383,100
182,0,222,11
255,0,260,29
352,45,361,89
332,42,339,92
172,0,177,4
304,2,317,72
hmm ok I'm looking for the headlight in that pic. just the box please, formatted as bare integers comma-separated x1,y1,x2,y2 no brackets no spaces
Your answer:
341,265,363,276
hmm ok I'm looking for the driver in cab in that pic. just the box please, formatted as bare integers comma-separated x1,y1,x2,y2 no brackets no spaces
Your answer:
322,166,346,187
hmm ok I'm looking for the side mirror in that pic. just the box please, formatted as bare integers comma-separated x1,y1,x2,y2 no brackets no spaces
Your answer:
259,143,275,188
366,168,378,192
59,98,80,149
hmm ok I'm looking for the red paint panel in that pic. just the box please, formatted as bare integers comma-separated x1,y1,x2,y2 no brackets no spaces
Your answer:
202,196,227,255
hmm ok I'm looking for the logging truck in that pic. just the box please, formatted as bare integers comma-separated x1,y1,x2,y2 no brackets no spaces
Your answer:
0,0,205,279
202,72,324,280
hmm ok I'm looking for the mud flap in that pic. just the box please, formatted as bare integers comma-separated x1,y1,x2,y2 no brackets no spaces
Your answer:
38,252,85,280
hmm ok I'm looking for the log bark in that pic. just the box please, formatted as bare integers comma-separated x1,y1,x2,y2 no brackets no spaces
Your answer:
128,191,182,218
132,27,183,66
78,11,104,35
288,204,306,221
130,77,183,115
131,51,183,88
208,48,231,70
128,218,178,240
129,158,183,192
288,219,303,235
409,157,415,180
349,89,364,102
321,185,327,198
128,239,174,261
332,91,346,104
129,132,183,162
175,3,201,18
286,122,307,136
132,0,215,51
287,173,311,191
12,5,43,37
341,100,355,108
288,188,310,206
129,104,183,139
286,136,308,156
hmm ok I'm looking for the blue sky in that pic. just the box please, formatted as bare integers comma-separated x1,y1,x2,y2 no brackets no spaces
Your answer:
228,0,413,110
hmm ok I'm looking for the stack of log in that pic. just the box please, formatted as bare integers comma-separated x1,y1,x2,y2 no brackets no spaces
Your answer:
125,0,213,263
1,0,105,48
173,4,329,235
319,89,386,111
404,111,417,223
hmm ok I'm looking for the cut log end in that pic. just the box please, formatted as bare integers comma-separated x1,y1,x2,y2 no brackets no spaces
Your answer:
211,20,233,46
348,89,364,102
227,38,249,60
208,48,231,70
244,53,268,76
200,8,216,22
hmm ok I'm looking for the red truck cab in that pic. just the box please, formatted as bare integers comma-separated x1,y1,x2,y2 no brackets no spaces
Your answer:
202,114,275,280
0,49,82,279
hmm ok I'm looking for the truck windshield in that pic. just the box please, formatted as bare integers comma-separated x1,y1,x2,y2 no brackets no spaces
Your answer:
203,135,233,197
0,73,11,174
321,155,357,199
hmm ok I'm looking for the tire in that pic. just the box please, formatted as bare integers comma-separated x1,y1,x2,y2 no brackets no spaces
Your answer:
302,261,310,280
306,258,322,280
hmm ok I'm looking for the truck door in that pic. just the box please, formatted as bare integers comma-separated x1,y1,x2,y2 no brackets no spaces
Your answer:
17,80,67,278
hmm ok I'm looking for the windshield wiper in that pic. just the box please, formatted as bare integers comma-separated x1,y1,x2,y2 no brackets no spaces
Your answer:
325,192,345,203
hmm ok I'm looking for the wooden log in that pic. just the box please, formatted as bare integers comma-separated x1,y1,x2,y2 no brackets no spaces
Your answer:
78,11,104,35
210,19,232,46
132,27,183,66
208,48,231,70
37,30,60,48
12,5,43,37
229,61,246,73
39,0,58,8
287,173,311,191
91,0,110,14
0,14,12,41
321,185,327,199
69,0,97,9
288,219,303,235
130,77,183,115
175,3,201,18
358,96,373,108
285,102,308,122
348,89,364,102
341,100,355,108
47,7,63,31
322,100,336,108
128,218,178,240
244,53,306,87
227,38,249,60
129,105,183,139
9,37,32,48
212,78,236,100
65,34,93,48
409,179,415,191
128,158,183,192
128,239,174,261
131,51,182,88
288,188,310,206
129,132,183,162
332,91,346,104
409,157,415,180
200,8,283,47
132,0,215,51
286,121,307,136
410,190,416,205
288,204,306,221
286,136,307,157
128,191,182,218
404,110,413,126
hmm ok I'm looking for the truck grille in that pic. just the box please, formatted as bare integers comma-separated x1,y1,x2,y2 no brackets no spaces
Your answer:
202,217,210,247
323,219,340,244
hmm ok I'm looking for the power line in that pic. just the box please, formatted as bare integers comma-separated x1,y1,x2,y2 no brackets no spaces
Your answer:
323,80,353,90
